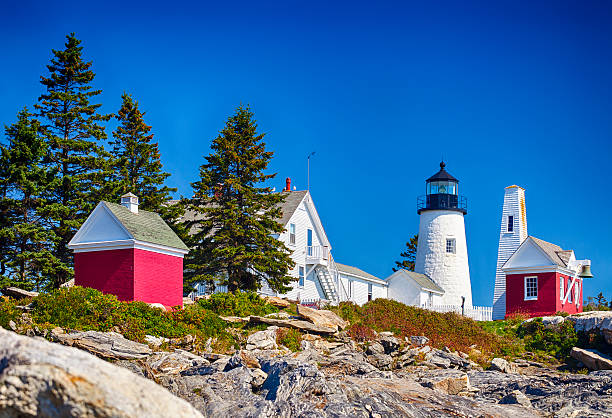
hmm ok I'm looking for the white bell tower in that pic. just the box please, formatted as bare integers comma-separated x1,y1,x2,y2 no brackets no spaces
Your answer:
492,185,528,320
414,162,473,307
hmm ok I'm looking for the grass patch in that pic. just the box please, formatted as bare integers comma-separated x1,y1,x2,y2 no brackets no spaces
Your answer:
197,291,279,317
276,327,302,352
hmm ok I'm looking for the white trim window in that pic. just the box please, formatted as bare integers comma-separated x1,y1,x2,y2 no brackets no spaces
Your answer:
348,280,354,299
524,276,538,300
567,280,573,303
574,280,579,306
508,215,514,232
298,266,304,287
559,276,564,301
289,223,296,245
367,283,373,302
446,238,456,254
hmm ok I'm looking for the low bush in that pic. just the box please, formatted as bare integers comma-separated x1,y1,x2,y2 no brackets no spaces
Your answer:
276,328,302,352
347,323,376,342
517,319,578,360
197,291,278,317
0,296,23,329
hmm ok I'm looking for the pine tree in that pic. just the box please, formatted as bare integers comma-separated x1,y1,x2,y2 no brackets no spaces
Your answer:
184,105,295,293
107,93,180,220
34,33,111,287
0,109,63,291
393,234,418,272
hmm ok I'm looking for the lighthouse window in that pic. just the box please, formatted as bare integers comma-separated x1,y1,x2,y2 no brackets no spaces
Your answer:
446,238,456,254
508,216,514,232
525,276,538,300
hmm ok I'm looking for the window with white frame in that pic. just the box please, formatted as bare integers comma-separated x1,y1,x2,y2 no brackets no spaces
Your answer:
446,238,456,254
524,276,538,300
298,266,304,287
348,280,354,298
567,280,573,303
289,223,296,245
559,276,564,301
574,281,579,306
367,283,373,301
508,215,514,232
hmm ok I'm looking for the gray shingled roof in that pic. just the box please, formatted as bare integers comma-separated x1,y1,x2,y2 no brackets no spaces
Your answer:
393,270,445,294
103,201,188,250
530,236,570,267
336,262,386,284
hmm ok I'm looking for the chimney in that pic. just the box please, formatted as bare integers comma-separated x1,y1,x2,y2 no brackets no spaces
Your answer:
121,192,139,214
284,177,291,192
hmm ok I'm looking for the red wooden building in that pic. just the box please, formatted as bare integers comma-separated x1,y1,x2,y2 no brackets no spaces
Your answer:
502,236,592,318
68,193,189,308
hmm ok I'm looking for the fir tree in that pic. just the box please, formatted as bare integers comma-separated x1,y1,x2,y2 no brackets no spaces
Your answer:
107,93,180,221
184,105,295,293
0,109,63,290
393,234,418,272
34,33,111,287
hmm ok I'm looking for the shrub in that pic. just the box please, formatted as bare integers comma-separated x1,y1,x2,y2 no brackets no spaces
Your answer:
197,292,278,317
347,324,376,342
0,297,22,329
276,328,302,352
517,319,578,360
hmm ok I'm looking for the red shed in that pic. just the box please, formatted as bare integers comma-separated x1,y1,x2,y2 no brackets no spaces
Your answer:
502,236,592,318
68,193,189,308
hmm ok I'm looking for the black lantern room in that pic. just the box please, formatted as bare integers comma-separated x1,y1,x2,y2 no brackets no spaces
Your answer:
417,162,467,214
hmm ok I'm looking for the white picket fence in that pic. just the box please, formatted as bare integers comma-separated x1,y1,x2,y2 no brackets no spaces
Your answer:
421,304,493,321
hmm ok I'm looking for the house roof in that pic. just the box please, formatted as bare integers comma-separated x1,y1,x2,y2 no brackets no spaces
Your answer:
529,236,571,267
102,201,188,250
386,270,445,294
336,262,386,284
278,190,309,226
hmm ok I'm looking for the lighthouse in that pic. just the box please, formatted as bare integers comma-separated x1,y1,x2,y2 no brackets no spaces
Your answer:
414,162,473,307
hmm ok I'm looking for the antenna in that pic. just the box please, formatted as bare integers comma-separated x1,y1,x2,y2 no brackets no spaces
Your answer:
307,151,316,191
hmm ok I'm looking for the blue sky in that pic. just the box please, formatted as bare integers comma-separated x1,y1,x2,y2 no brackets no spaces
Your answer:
2,1,612,305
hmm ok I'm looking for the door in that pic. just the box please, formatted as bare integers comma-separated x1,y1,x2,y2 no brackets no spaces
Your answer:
307,229,313,256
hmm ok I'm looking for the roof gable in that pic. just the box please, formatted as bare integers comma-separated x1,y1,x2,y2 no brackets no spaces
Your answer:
385,270,445,294
278,191,308,226
69,203,132,245
336,262,385,284
502,236,565,270
283,191,331,248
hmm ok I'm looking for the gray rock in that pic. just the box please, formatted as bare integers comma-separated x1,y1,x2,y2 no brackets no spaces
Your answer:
425,354,451,369
380,334,401,355
1,287,38,299
0,327,202,417
570,347,612,371
420,369,471,395
491,357,519,374
368,353,393,370
296,304,348,331
246,327,278,351
411,335,430,346
250,368,268,388
249,315,336,334
145,334,170,348
53,330,153,360
147,350,210,375
499,390,532,408
524,316,565,327
365,341,385,355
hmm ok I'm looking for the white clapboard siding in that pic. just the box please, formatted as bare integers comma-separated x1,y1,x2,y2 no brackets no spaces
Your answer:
338,273,387,306
492,186,528,320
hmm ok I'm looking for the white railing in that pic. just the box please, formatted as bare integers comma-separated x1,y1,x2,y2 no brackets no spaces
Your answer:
421,304,493,321
306,245,329,261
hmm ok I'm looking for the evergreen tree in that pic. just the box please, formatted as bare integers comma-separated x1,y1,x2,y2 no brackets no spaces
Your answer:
0,109,63,290
107,93,181,221
184,105,295,293
393,234,418,272
34,33,111,287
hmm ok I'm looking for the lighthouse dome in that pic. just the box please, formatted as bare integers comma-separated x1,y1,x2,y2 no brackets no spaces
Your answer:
418,162,467,214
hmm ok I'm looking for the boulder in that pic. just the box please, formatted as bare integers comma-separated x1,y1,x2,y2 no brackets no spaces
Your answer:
249,315,336,334
226,350,261,370
0,327,202,417
490,357,518,374
246,327,278,351
145,334,170,348
410,335,429,346
523,316,565,327
53,330,152,360
60,278,75,288
420,369,471,395
499,390,532,408
367,353,393,370
365,341,385,356
380,334,401,355
220,315,250,323
1,287,38,299
147,350,210,375
570,347,612,370
148,302,167,311
264,296,291,309
249,368,268,388
296,304,348,331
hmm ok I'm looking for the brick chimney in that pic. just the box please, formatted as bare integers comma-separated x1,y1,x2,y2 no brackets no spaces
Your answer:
284,177,291,192
121,192,139,214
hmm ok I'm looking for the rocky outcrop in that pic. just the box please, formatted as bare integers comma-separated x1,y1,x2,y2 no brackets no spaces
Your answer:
419,369,472,395
52,329,153,360
499,390,532,408
246,327,279,351
249,315,336,334
264,296,291,309
490,357,519,374
1,287,38,299
296,305,348,331
570,347,612,370
568,311,612,345
0,327,203,417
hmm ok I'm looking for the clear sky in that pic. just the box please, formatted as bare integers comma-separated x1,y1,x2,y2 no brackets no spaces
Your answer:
2,1,612,305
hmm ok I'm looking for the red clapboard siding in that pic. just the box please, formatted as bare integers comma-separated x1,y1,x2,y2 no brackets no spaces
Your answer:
74,249,135,301
134,248,183,308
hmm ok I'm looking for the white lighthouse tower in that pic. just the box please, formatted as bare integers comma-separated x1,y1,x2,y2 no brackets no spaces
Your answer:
414,162,472,307
492,185,528,320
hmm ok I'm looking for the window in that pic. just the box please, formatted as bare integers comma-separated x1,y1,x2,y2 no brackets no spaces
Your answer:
525,276,538,300
348,280,353,298
307,229,313,255
575,281,579,306
559,276,564,301
289,223,296,245
508,216,514,232
446,238,456,254
298,266,304,287
567,280,573,303
368,283,373,301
